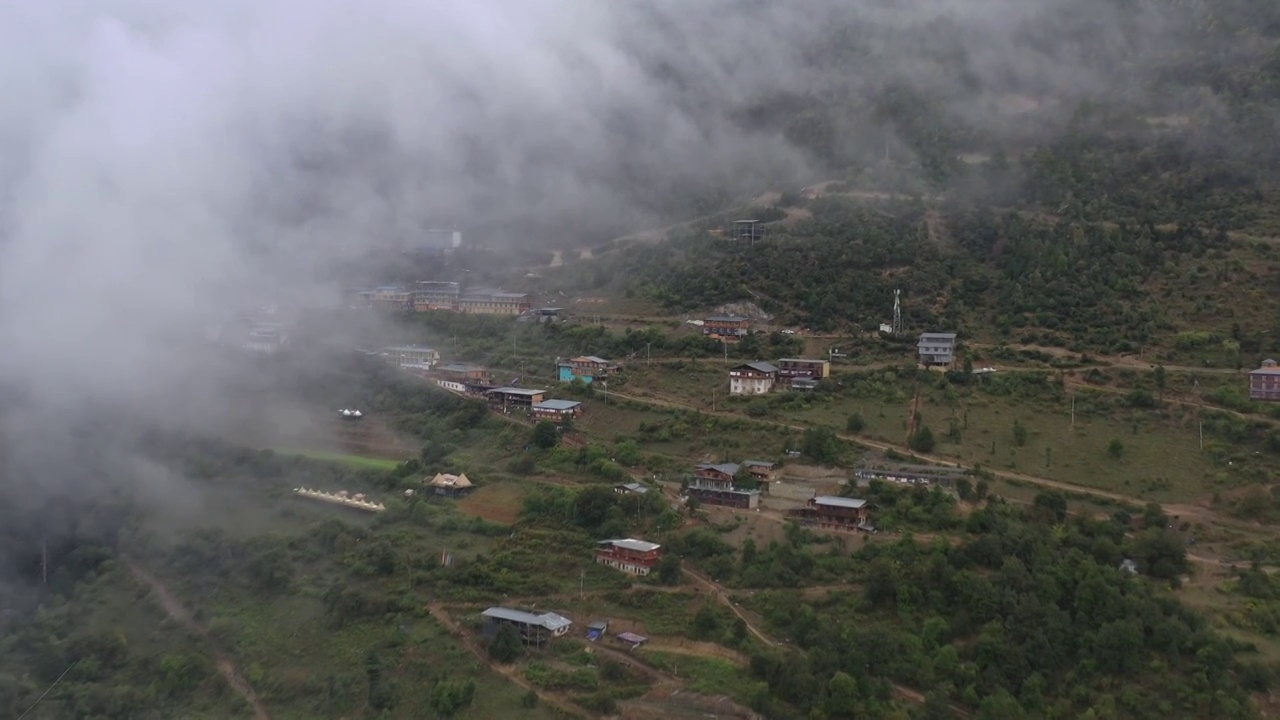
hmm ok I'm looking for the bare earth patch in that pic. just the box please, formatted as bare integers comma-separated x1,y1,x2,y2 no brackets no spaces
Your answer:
455,483,525,524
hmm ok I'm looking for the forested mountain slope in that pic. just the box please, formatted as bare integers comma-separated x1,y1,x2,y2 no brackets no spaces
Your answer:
575,192,1278,359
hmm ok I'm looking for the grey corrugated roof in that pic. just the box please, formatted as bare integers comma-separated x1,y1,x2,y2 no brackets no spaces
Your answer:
489,387,546,396
535,399,582,411
706,315,748,322
742,460,775,468
918,332,957,341
697,462,741,476
383,346,437,353
483,607,545,624
539,613,572,630
617,482,649,493
482,607,572,630
581,355,610,364
813,495,867,509
736,361,778,374
777,358,827,364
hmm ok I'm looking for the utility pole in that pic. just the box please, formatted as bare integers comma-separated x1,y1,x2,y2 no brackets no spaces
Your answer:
712,389,717,413
723,341,728,364
580,569,585,600
1199,420,1204,450
646,343,651,367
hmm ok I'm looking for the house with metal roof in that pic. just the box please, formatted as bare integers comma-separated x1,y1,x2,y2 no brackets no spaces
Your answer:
596,538,663,576
729,361,779,395
917,332,958,366
777,358,831,379
703,315,750,341
689,462,760,509
458,289,531,315
487,387,547,409
614,482,649,495
381,345,439,369
481,607,573,646
695,462,741,481
558,355,619,384
786,495,874,533
1250,359,1280,401
532,399,583,423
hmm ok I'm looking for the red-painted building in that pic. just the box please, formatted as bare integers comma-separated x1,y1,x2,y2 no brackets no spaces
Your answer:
1250,359,1280,401
595,538,663,576
703,315,750,342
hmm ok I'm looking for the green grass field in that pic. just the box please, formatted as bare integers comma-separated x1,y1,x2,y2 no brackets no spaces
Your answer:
795,395,1217,502
274,448,404,471
204,591,558,720
639,651,752,700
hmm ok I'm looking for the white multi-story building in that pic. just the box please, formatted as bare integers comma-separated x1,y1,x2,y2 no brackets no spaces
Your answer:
729,361,779,395
917,332,957,366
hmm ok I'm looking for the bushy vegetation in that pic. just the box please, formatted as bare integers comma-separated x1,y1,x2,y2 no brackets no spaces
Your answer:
722,491,1259,719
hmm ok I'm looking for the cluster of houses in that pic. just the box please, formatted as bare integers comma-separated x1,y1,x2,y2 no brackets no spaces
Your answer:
357,282,533,316
376,348,622,425
211,306,294,355
728,358,831,395
477,536,662,650
722,333,957,395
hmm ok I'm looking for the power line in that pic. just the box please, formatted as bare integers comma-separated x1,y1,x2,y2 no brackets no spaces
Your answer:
17,659,78,720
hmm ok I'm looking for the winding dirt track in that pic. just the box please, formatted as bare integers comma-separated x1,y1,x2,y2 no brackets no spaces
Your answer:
122,558,272,720
425,604,587,719
596,384,1265,535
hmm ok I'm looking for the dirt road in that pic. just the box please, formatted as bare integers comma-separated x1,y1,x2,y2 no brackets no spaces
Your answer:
679,564,966,716
598,386,1265,534
123,558,272,720
425,604,587,719
681,566,776,648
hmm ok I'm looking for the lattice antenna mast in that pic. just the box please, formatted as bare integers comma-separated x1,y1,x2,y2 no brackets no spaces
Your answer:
892,289,903,335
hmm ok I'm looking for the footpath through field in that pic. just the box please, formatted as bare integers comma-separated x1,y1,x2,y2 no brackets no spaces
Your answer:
122,558,272,720
425,604,588,719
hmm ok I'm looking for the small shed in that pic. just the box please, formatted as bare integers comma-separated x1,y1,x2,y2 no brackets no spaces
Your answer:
616,631,648,648
586,620,609,641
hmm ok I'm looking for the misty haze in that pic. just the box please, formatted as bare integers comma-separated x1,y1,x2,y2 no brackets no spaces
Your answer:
1,0,1279,718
